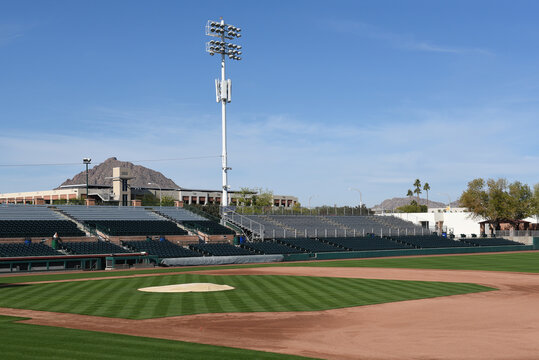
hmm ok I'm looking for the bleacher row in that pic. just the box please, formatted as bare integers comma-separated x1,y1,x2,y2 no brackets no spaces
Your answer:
0,204,234,238
241,215,426,238
0,235,524,259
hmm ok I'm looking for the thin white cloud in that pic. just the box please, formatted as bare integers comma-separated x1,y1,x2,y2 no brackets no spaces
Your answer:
0,104,537,206
0,24,26,46
326,19,492,55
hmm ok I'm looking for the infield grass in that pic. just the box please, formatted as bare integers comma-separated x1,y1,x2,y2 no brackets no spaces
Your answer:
0,274,492,319
0,315,315,360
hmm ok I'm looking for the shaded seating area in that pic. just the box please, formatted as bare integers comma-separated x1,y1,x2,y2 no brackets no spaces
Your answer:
189,243,254,256
0,220,85,238
84,220,188,236
321,237,413,251
241,241,305,255
391,235,469,248
462,237,524,247
123,239,201,258
276,238,342,253
180,220,235,235
0,242,62,257
61,241,132,255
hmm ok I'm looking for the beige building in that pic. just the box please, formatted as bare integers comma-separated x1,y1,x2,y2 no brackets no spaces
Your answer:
0,167,298,207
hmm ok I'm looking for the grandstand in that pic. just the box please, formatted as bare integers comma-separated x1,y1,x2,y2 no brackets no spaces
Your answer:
233,214,428,239
155,207,235,235
61,241,132,255
276,238,343,253
241,241,305,255
56,205,188,236
189,243,255,256
320,236,414,251
0,205,85,238
462,237,524,247
123,239,202,258
390,235,469,248
0,242,62,257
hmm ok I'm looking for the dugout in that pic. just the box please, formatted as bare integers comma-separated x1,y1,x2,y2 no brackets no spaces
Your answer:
0,253,157,273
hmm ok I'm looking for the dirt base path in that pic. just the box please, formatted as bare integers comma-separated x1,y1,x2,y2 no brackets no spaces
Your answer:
2,266,539,360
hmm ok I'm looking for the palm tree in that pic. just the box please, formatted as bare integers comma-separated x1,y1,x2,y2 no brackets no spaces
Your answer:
423,182,431,209
413,179,422,204
406,189,413,201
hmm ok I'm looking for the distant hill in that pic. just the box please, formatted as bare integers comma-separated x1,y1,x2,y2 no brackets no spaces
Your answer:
372,197,447,211
57,157,180,189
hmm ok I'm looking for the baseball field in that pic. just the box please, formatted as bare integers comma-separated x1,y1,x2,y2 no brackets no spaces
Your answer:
1,251,539,359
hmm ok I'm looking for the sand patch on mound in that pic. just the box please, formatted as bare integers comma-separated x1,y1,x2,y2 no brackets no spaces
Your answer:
138,283,234,293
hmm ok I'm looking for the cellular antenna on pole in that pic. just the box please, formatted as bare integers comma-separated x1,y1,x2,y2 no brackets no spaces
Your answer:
205,19,242,207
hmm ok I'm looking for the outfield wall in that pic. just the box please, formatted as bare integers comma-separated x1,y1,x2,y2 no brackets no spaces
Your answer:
283,244,536,262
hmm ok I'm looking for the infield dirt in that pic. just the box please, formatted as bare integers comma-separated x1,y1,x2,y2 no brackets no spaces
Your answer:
2,266,539,360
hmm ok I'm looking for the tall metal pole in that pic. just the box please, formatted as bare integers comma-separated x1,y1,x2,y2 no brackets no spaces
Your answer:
85,163,88,203
83,158,91,206
206,19,241,208
220,19,229,207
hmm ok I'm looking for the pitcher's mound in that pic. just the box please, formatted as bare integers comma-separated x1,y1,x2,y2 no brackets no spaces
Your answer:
138,283,235,293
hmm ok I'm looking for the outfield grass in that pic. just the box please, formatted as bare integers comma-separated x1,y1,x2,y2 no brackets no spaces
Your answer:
1,251,538,285
0,274,492,319
289,251,539,272
0,315,314,360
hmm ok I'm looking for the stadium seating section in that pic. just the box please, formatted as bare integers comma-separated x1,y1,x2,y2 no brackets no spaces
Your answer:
241,241,305,254
189,243,255,256
123,239,202,258
61,241,131,255
276,238,342,252
84,220,188,236
320,236,413,251
180,220,235,235
0,220,85,238
240,215,426,238
154,207,207,221
0,242,62,257
57,205,164,221
390,235,469,248
462,237,524,247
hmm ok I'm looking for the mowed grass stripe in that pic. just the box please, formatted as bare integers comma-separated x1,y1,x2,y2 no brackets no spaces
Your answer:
2,251,539,286
0,274,494,319
290,252,539,272
0,315,315,360
235,275,277,312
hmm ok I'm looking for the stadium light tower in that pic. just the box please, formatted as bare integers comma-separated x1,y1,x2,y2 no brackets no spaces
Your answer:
205,18,242,207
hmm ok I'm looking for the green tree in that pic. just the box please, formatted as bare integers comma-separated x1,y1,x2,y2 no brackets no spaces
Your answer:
253,188,274,207
423,182,431,208
460,178,534,230
533,183,539,216
406,189,413,199
160,196,175,207
396,200,427,213
413,179,422,204
237,187,256,206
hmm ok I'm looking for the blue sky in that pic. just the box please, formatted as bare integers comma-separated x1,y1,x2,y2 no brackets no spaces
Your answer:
1,0,538,207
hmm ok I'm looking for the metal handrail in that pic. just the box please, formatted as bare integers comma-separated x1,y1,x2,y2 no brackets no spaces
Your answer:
221,207,265,241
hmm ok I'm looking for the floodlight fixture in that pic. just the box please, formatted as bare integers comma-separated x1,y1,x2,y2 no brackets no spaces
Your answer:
205,18,243,207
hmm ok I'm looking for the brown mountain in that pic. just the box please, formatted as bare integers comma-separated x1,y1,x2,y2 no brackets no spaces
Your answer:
57,157,180,189
372,197,447,211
